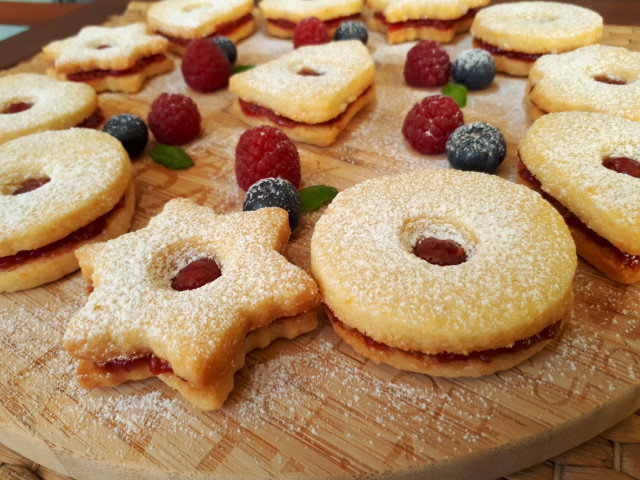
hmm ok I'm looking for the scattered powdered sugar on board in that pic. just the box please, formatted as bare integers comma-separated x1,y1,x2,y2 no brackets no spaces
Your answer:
1,5,640,475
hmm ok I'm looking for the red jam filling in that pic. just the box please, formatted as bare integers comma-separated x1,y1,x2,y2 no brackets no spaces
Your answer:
12,177,50,195
473,38,542,63
171,258,221,291
603,157,640,178
2,102,33,114
0,196,124,271
66,53,167,82
373,9,478,32
239,84,372,129
327,309,560,364
157,13,253,46
374,11,453,31
593,75,627,85
413,236,467,266
297,68,324,77
517,158,640,268
268,13,362,31
76,109,104,129
95,353,174,375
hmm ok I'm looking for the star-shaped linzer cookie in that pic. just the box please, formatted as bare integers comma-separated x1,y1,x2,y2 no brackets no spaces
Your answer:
64,199,320,410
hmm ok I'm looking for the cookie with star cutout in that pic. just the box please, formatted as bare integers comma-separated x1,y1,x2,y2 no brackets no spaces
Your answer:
42,23,174,93
367,0,490,44
64,199,320,410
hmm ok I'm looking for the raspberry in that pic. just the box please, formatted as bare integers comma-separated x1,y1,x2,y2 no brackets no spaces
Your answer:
148,93,201,145
235,126,301,191
181,38,230,92
404,40,451,87
402,95,464,155
293,17,330,49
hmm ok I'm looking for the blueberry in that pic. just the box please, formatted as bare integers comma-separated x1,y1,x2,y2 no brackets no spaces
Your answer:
446,122,506,173
334,21,368,45
243,177,302,230
102,114,148,158
451,49,496,90
212,36,237,66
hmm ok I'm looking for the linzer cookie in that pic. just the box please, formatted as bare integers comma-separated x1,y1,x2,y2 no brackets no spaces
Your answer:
367,0,490,44
64,199,320,410
260,0,364,38
528,45,640,121
229,40,375,147
0,129,134,293
518,112,640,284
147,0,255,55
42,23,173,93
470,1,602,76
0,74,98,144
311,169,576,377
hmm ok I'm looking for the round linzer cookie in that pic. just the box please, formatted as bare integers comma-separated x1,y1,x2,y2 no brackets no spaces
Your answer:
470,1,602,76
310,169,577,377
0,73,98,144
518,112,640,284
368,0,490,44
528,45,640,121
147,0,255,55
0,129,135,292
260,0,364,39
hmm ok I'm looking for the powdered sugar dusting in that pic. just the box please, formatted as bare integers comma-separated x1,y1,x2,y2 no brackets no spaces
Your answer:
311,169,576,354
529,45,640,120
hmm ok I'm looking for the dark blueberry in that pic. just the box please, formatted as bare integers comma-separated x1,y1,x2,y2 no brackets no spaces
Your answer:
446,122,506,173
243,177,302,230
334,21,368,45
212,36,237,66
451,49,496,90
102,114,149,158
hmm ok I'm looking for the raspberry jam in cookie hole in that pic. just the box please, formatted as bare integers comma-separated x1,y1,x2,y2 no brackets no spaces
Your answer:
297,68,324,77
2,102,33,114
413,236,467,266
172,258,221,291
12,177,51,195
603,157,640,178
593,75,627,85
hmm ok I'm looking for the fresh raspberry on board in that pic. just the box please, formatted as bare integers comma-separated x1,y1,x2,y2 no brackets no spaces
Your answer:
293,17,331,49
404,40,451,87
148,93,201,145
402,95,464,155
235,126,301,191
181,38,231,92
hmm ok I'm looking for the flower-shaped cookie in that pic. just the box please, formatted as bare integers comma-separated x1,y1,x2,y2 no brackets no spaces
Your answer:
64,199,320,410
43,23,173,93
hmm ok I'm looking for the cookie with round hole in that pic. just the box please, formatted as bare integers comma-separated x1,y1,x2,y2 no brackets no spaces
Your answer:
64,198,320,410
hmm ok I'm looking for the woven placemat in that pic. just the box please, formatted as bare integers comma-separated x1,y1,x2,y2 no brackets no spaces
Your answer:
1,22,639,480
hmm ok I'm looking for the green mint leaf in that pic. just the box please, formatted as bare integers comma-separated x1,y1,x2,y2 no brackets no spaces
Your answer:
299,185,339,213
232,64,255,74
150,144,194,170
441,83,467,108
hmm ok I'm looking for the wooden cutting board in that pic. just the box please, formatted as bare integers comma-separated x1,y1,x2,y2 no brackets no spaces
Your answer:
1,5,639,480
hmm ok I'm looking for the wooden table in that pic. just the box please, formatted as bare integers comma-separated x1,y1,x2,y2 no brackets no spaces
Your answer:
0,2,639,480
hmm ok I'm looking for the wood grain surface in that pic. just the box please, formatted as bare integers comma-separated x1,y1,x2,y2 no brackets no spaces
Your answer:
1,5,640,480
